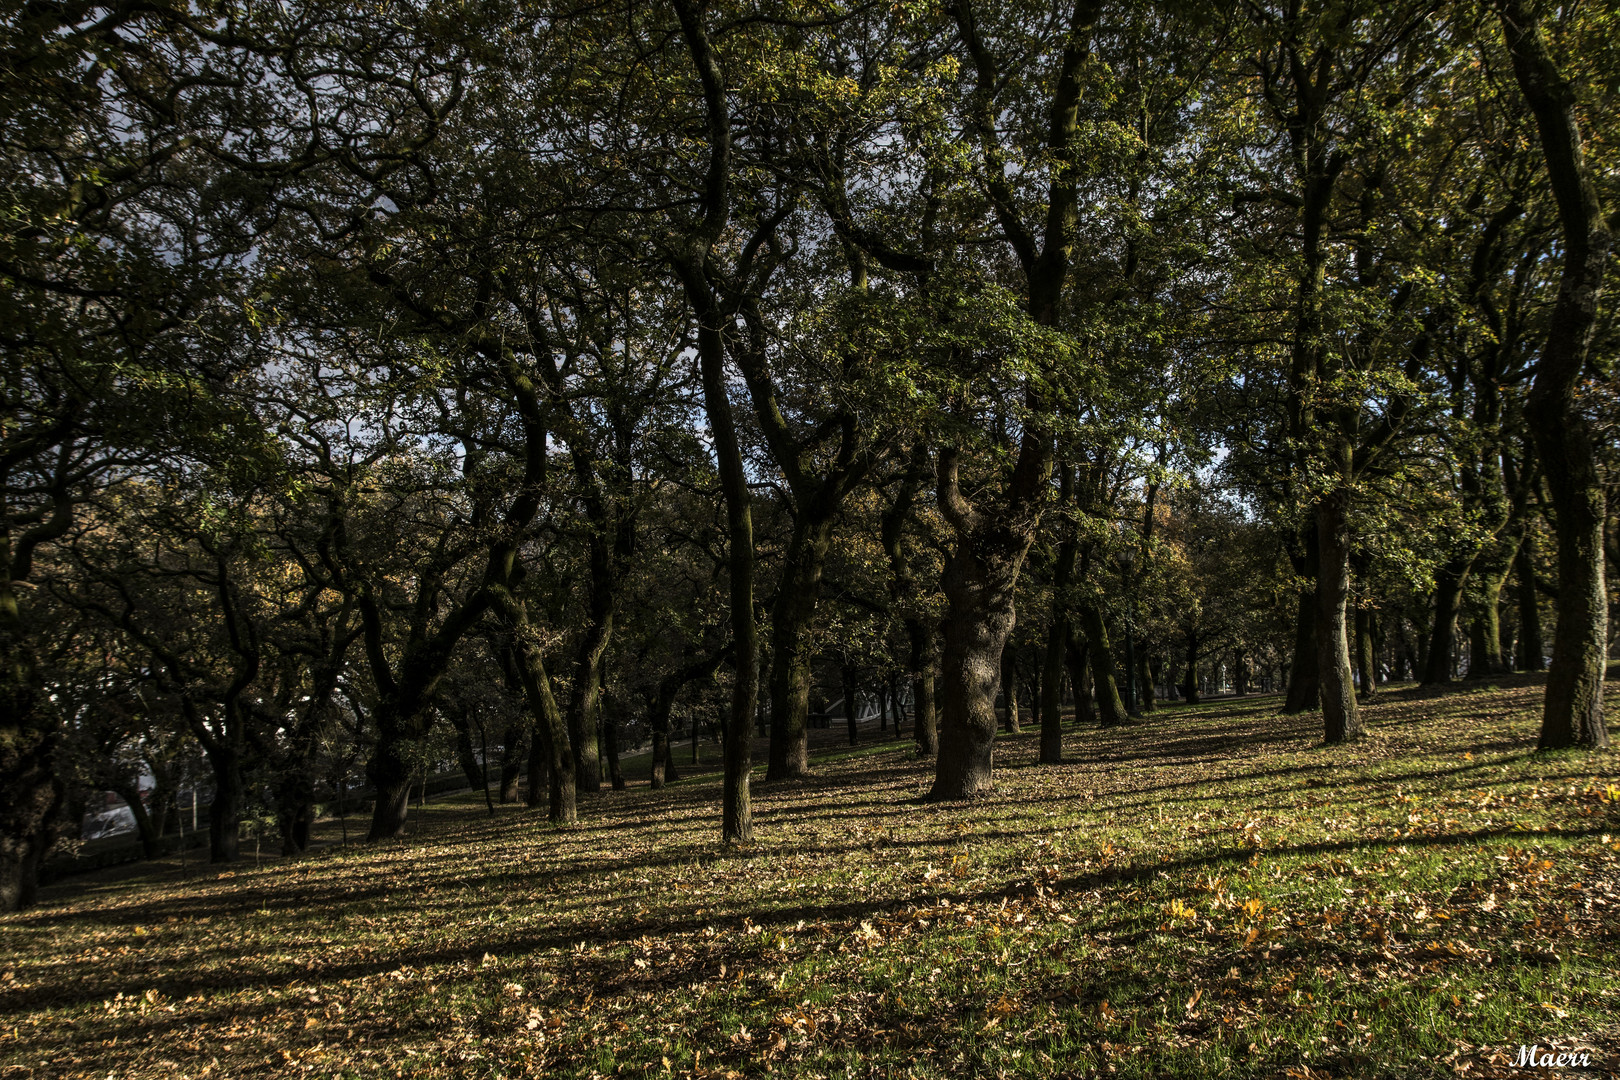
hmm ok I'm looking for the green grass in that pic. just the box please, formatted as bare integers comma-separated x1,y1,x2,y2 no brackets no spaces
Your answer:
3,677,1617,1078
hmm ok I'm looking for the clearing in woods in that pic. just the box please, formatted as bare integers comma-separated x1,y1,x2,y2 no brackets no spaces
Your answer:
3,678,1617,1079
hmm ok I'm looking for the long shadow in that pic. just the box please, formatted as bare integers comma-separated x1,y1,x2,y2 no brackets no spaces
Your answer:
6,821,1607,1020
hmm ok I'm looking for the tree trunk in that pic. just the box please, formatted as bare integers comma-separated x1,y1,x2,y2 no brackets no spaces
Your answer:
1498,0,1611,750
1039,616,1067,764
1354,607,1379,701
565,625,608,795
842,662,859,746
766,518,832,779
450,713,485,791
1424,560,1467,684
909,621,938,757
1317,492,1363,742
208,749,243,863
1135,641,1156,713
603,703,625,792
499,726,525,803
1180,628,1200,705
1066,629,1094,726
1079,603,1127,725
113,784,163,860
1514,539,1545,671
494,612,576,824
1283,525,1320,713
1233,649,1249,697
1000,643,1022,734
930,545,1015,799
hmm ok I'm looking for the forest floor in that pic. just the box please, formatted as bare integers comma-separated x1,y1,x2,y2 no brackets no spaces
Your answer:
4,677,1619,1080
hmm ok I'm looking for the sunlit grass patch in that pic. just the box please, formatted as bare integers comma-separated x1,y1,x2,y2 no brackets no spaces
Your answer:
2,678,1616,1078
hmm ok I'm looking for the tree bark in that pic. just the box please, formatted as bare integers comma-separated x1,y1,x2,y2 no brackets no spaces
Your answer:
1283,526,1320,712
1423,559,1468,684
1039,617,1068,765
1079,602,1127,725
1498,0,1611,750
1354,607,1379,700
1317,491,1363,742
842,662,859,746
909,623,938,757
671,0,758,841
1514,539,1545,671
499,726,525,803
1180,627,1200,705
1000,642,1022,734
765,520,829,778
1065,628,1094,725
1135,641,1156,713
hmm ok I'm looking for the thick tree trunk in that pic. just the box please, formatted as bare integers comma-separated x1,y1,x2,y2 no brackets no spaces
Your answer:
1079,603,1127,725
930,545,1016,800
1499,0,1611,750
766,519,832,779
1233,650,1249,697
1316,492,1363,742
565,625,608,794
208,749,243,863
366,726,415,841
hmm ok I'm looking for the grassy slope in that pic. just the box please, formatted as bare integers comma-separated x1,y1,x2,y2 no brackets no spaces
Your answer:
2,678,1617,1080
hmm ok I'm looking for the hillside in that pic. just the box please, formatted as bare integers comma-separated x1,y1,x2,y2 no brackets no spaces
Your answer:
3,679,1617,1079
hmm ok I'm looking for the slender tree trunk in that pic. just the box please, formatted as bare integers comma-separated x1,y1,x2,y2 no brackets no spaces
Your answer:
450,713,485,791
909,622,938,757
1514,539,1546,671
499,726,525,803
1039,618,1067,764
842,662,859,746
1135,642,1156,713
1180,628,1200,705
1355,608,1379,701
1000,643,1022,734
1079,603,1127,725
603,701,625,792
1065,629,1094,726
1424,560,1468,684
671,0,756,844
1317,491,1363,742
1498,0,1611,750
114,784,163,860
1283,531,1320,714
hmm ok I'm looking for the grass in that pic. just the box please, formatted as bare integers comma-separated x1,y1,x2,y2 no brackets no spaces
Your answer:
3,676,1618,1079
